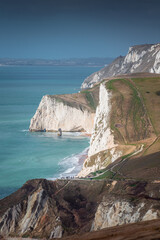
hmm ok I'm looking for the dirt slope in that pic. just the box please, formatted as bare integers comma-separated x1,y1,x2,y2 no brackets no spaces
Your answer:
56,218,160,240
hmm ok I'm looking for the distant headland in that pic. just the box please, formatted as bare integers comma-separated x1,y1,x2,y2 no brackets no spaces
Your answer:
0,57,114,67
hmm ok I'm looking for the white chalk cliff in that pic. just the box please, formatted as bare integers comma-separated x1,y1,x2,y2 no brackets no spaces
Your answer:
78,83,122,177
88,84,116,156
91,197,159,231
29,95,95,134
81,43,160,88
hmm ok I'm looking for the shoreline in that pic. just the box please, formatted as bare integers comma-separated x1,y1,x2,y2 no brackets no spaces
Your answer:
45,132,90,180
54,147,89,179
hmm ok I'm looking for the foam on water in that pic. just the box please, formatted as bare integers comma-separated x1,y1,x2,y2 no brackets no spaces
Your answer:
21,129,29,132
57,147,88,178
63,166,76,174
48,147,88,180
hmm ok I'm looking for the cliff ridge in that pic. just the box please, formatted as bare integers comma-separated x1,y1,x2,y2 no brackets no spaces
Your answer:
81,43,160,89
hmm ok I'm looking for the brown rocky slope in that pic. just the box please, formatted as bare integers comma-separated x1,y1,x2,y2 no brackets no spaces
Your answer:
56,219,160,240
1,176,160,239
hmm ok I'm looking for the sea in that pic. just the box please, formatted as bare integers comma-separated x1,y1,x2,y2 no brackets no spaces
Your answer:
0,65,100,199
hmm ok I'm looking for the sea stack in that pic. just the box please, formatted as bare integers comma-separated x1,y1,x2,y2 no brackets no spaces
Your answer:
57,128,62,136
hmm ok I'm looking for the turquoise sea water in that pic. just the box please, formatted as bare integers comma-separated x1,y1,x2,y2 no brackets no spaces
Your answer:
0,66,99,199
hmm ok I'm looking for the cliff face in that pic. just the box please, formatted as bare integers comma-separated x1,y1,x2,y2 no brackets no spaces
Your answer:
88,84,116,157
81,43,160,89
29,86,99,134
81,56,125,89
0,179,105,238
91,179,160,232
1,179,160,239
78,83,122,177
29,95,95,133
92,198,159,231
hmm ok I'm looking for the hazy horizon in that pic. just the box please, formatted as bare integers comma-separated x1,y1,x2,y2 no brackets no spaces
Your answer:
0,56,114,60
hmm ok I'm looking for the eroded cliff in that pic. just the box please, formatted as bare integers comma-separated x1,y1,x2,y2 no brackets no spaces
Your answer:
81,43,160,89
78,83,122,177
1,179,160,239
29,86,99,133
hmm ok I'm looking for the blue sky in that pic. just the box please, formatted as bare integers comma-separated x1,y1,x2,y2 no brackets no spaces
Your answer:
0,0,160,59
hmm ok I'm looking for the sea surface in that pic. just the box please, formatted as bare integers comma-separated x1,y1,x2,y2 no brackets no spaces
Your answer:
0,65,100,199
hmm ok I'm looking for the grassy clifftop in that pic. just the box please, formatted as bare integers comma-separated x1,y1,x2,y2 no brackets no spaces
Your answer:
105,73,160,144
49,84,99,113
105,77,154,144
132,76,160,135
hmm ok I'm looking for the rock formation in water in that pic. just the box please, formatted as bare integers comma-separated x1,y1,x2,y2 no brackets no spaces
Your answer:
81,43,160,89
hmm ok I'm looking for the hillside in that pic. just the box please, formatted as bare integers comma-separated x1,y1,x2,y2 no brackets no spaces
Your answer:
81,43,160,88
79,73,160,176
1,177,160,239
57,219,160,240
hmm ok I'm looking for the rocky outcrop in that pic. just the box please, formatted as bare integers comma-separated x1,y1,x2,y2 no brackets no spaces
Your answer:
0,179,104,238
29,95,95,134
0,180,62,238
81,43,160,88
81,56,125,89
92,199,159,231
1,179,160,239
91,180,160,231
150,47,160,74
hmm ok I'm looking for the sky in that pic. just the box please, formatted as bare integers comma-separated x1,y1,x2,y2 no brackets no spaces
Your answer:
0,0,160,59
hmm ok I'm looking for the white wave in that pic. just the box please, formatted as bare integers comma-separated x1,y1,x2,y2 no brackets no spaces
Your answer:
61,132,81,136
58,154,78,166
59,148,88,176
21,129,29,132
59,147,88,166
63,166,75,174
48,147,89,180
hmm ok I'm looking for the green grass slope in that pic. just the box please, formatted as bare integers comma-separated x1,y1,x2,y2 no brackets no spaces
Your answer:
49,84,99,113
